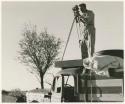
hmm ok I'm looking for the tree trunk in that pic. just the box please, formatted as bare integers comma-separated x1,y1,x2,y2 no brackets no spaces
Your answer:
40,73,44,89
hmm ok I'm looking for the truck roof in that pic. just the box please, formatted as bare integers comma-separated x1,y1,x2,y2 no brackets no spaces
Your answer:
55,68,82,76
55,49,123,68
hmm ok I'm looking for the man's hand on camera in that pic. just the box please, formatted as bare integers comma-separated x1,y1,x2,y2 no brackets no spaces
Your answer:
79,40,82,45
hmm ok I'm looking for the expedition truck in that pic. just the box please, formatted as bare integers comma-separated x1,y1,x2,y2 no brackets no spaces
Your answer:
44,50,124,102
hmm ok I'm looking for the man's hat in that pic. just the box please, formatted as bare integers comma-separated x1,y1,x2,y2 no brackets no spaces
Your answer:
79,3,86,9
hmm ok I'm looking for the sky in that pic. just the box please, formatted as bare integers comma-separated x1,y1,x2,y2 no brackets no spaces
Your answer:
2,1,123,91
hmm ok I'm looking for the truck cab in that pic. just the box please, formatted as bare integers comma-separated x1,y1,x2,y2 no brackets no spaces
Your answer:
51,68,82,102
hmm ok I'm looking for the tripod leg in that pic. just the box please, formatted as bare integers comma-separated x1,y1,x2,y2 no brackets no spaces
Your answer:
61,17,76,60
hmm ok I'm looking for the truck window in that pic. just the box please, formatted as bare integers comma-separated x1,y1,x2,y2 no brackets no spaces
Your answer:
64,76,74,87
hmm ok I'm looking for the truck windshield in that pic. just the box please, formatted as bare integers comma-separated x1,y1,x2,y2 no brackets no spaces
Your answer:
64,75,74,87
52,75,75,93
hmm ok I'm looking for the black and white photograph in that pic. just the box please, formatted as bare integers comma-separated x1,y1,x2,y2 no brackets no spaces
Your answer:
1,0,124,102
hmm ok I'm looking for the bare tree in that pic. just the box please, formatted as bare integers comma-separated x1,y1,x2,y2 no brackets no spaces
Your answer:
18,25,62,89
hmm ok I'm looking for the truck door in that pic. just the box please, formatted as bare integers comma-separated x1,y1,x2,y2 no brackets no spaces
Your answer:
63,75,76,102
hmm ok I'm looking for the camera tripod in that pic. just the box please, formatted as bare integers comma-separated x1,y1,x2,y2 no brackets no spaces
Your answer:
61,16,82,61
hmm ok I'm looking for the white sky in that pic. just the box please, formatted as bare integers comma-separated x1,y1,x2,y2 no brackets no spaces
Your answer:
2,1,123,91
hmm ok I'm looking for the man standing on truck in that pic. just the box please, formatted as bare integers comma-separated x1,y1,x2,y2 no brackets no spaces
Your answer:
72,3,96,59
72,3,96,102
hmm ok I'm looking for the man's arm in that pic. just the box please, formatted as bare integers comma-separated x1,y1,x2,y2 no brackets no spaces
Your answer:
79,16,88,24
80,10,94,25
